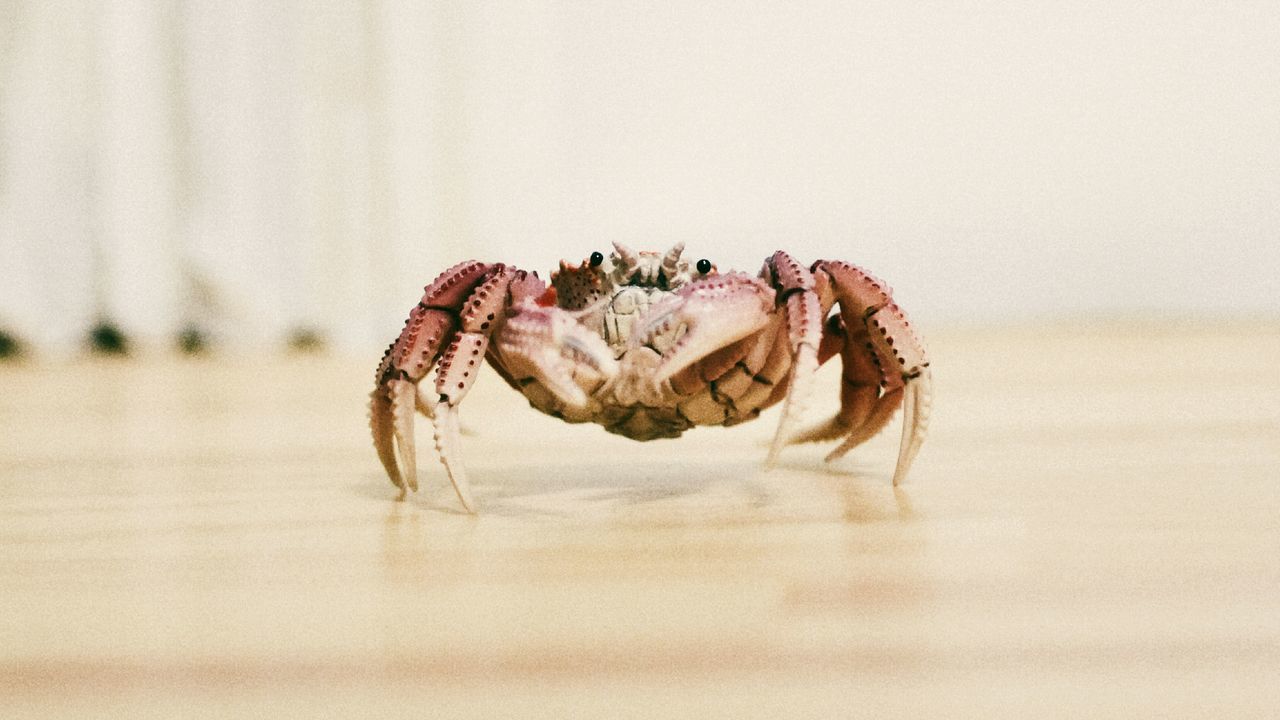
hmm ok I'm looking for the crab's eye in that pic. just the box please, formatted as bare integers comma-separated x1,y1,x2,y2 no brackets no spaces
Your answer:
589,251,604,267
696,258,712,274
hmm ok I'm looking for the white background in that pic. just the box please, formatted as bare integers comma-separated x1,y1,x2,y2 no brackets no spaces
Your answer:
2,1,1277,354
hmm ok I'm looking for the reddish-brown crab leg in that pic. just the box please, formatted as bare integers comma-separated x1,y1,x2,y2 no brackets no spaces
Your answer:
370,262,534,510
812,261,932,485
371,261,488,496
427,266,517,512
760,251,824,466
785,312,879,446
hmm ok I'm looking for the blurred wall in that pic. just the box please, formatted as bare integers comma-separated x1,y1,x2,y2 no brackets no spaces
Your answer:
2,1,1277,355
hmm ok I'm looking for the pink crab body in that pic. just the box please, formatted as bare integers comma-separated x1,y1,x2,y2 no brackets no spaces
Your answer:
370,243,932,512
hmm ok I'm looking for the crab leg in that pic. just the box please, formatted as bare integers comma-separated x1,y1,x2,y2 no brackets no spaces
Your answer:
370,261,486,496
786,313,880,444
812,261,933,485
760,252,824,466
428,267,521,511
429,330,490,512
370,262,537,508
370,375,414,492
894,372,931,486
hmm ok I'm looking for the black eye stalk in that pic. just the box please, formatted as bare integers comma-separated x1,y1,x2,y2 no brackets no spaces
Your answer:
589,251,604,267
696,258,712,274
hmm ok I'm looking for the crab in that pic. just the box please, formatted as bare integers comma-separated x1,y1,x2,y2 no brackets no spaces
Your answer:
370,243,932,512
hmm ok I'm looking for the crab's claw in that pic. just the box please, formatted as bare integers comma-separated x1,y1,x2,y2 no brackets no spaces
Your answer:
496,301,619,410
642,273,775,386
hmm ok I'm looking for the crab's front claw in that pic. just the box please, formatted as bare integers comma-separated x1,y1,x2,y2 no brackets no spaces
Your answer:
643,273,775,385
497,301,619,410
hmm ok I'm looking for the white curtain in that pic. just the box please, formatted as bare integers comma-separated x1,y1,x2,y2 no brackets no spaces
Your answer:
1,1,466,355
3,2,1278,356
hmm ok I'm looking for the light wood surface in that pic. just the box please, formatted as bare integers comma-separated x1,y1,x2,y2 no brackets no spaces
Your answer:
2,324,1278,718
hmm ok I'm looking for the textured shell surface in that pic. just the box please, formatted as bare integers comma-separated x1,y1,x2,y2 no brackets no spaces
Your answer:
539,242,738,439
554,241,703,357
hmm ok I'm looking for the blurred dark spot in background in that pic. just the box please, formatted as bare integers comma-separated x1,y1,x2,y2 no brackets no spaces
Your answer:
89,323,129,355
0,329,23,360
177,326,209,355
287,328,326,353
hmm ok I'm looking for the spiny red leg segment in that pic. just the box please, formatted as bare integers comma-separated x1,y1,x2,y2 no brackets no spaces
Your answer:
429,266,516,511
369,262,538,510
810,260,932,485
787,313,881,445
371,262,487,496
760,251,823,466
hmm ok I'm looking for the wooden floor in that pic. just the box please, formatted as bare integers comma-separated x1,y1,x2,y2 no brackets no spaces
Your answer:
1,324,1277,718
